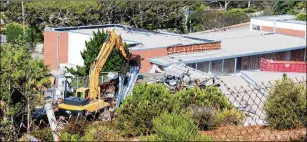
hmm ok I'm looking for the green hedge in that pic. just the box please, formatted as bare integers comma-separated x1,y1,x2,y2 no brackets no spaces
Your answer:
116,84,235,137
115,83,175,137
296,13,306,21
4,22,24,43
264,75,306,129
149,112,212,141
191,10,249,32
4,22,43,44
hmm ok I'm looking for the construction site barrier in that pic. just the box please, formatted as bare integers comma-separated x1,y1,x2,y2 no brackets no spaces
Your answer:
260,58,306,73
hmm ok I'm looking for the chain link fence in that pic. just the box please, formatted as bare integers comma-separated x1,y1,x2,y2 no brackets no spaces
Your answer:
1,76,306,141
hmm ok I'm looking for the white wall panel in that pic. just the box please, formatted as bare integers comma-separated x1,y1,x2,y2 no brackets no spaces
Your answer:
276,22,306,31
250,19,274,27
68,32,93,66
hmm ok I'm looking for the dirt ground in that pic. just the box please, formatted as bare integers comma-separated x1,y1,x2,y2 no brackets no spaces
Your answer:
201,125,306,141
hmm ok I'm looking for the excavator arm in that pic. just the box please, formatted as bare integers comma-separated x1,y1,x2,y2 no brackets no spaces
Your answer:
88,31,131,100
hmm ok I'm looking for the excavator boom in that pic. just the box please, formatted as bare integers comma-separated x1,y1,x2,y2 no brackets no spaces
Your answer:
58,30,140,117
88,31,134,100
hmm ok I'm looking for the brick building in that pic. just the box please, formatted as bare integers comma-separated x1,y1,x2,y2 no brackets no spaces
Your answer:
250,15,306,38
150,15,306,74
44,15,306,74
44,24,221,72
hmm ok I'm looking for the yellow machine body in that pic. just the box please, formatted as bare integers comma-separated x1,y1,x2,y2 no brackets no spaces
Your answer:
58,31,131,116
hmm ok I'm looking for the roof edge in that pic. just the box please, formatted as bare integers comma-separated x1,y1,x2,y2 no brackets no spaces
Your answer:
149,45,306,66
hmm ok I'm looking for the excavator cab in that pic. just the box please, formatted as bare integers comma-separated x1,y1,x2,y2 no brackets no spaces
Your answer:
58,31,141,118
75,87,90,98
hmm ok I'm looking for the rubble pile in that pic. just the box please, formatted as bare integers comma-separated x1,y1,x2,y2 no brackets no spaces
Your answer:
147,63,221,93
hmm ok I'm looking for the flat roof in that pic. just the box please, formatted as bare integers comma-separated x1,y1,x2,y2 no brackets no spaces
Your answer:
251,14,306,25
150,28,306,66
241,71,306,86
251,14,295,21
45,24,217,51
282,20,307,25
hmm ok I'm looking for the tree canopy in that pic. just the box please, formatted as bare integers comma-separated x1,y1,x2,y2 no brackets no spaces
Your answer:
66,30,128,76
0,41,51,141
2,1,257,34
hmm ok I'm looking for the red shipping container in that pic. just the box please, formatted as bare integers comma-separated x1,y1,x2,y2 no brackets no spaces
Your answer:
260,58,306,73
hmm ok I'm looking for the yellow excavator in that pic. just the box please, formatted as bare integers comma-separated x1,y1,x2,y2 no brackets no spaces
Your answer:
58,31,140,118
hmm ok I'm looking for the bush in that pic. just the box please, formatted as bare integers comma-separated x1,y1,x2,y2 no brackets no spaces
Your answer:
226,8,245,15
60,132,82,141
243,8,257,14
82,122,124,141
173,87,233,130
262,8,274,16
116,84,233,137
4,22,43,45
150,112,212,141
215,108,245,126
4,22,24,43
173,87,233,110
264,75,306,129
60,120,123,141
62,118,88,136
287,9,299,15
190,10,249,32
115,83,175,137
30,127,53,141
189,105,218,130
296,13,306,21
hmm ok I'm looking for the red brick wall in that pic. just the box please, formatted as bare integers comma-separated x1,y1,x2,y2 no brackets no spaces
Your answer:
44,31,69,69
276,28,306,38
129,48,168,73
262,26,306,38
261,26,274,32
130,42,221,73
167,42,221,55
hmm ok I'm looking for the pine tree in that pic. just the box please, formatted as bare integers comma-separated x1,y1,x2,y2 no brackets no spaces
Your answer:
67,29,128,76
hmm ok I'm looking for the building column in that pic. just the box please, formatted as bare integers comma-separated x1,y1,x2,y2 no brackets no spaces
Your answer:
221,59,224,74
234,58,237,74
209,61,212,73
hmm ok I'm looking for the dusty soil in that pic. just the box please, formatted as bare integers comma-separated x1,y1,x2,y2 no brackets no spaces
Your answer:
201,125,306,141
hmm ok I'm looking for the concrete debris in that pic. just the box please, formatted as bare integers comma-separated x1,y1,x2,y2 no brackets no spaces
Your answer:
151,63,220,93
107,72,119,80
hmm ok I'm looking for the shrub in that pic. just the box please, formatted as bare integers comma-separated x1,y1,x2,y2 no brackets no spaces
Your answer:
264,75,306,129
189,105,218,130
4,22,43,45
115,83,175,137
262,8,274,16
296,13,306,21
30,127,53,141
62,118,88,136
173,87,233,110
243,8,257,14
4,22,24,43
80,121,124,141
60,132,82,141
173,87,233,130
60,120,123,141
287,9,299,15
151,112,212,141
215,108,245,126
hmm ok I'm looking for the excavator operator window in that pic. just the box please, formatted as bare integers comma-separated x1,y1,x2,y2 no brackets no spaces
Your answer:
77,92,82,98
85,90,89,98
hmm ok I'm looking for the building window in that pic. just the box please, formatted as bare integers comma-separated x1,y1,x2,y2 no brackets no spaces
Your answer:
252,25,260,30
